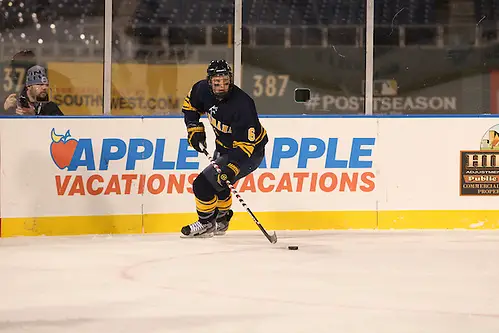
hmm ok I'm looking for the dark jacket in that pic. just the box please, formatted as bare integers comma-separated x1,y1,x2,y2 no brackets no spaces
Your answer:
30,101,64,116
6,87,64,116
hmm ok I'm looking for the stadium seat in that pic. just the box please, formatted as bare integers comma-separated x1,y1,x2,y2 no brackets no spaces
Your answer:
0,0,439,45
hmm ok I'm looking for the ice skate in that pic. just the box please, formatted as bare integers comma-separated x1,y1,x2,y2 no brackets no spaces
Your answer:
180,220,215,238
180,219,216,238
215,209,233,236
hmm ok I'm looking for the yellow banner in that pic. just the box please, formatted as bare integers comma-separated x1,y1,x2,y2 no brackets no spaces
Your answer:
46,63,206,115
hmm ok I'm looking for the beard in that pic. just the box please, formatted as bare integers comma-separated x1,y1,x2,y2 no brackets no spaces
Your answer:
36,91,49,102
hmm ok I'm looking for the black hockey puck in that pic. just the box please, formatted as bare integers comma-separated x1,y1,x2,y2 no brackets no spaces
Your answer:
288,245,299,250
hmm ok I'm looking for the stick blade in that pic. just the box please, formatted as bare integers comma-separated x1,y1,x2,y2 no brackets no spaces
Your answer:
269,231,278,244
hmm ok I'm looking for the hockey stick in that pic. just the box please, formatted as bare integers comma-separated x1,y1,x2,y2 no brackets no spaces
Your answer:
200,145,278,244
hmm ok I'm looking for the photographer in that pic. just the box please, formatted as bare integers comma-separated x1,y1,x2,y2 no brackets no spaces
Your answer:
5,65,64,116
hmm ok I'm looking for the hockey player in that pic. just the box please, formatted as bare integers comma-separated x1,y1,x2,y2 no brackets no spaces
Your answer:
180,60,268,238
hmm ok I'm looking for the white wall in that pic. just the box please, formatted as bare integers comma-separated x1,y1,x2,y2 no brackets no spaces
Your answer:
1,116,498,234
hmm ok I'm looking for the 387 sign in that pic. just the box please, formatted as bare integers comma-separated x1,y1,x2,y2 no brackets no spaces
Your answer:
243,69,305,115
252,74,289,98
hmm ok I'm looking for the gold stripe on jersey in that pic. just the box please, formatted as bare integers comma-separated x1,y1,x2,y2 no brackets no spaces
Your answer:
216,195,232,210
195,196,217,213
182,96,197,112
233,141,254,157
254,127,267,144
215,139,230,149
232,127,267,157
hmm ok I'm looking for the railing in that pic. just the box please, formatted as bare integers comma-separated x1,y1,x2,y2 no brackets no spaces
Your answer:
1,23,498,61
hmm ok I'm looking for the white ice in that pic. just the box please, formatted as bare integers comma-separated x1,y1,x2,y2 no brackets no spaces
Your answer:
1,230,499,333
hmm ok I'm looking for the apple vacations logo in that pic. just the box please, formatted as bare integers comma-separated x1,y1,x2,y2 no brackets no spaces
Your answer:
47,128,206,197
50,128,78,170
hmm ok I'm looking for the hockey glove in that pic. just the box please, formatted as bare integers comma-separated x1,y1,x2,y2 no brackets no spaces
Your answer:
187,122,207,152
217,163,240,186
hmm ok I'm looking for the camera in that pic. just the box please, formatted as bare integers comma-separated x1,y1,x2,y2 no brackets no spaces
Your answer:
18,94,30,108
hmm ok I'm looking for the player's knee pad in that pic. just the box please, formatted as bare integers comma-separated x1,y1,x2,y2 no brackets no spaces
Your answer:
217,187,231,200
193,173,217,201
193,174,218,218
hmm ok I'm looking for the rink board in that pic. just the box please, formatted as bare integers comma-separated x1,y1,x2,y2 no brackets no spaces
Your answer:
2,210,499,237
1,116,499,237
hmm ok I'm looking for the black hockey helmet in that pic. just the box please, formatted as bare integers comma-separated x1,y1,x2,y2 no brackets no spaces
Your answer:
207,59,233,99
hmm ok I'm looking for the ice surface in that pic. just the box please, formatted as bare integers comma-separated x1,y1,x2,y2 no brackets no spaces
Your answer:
1,230,499,333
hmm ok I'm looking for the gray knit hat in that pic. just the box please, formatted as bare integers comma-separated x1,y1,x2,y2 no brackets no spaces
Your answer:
26,65,49,86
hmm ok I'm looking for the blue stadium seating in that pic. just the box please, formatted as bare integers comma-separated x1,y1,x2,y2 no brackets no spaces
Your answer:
0,0,474,46
1,0,440,29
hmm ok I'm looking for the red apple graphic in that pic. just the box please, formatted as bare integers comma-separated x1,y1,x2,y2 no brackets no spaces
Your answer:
50,128,78,169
